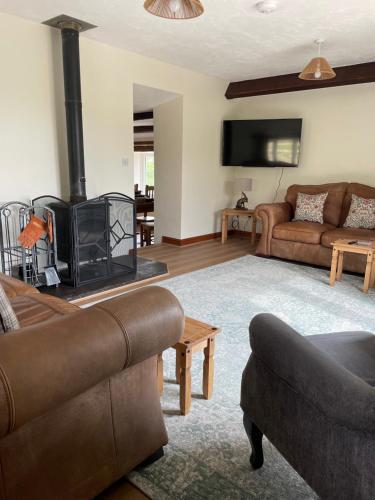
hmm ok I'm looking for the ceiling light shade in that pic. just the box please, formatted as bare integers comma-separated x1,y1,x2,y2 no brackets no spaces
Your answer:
299,40,336,81
144,0,204,19
299,57,336,80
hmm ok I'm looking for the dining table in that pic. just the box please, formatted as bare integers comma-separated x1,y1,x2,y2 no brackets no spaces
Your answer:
135,195,154,216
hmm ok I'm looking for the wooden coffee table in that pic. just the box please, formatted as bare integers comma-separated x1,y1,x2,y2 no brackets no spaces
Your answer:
330,239,375,293
157,317,221,415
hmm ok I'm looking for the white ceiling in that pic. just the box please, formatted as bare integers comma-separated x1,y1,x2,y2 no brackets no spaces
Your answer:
133,84,179,113
1,0,375,81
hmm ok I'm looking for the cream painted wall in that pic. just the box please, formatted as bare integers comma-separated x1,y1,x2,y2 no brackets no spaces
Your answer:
2,12,375,242
0,17,62,202
154,97,183,242
228,83,375,210
0,14,134,202
0,12,230,240
181,92,234,238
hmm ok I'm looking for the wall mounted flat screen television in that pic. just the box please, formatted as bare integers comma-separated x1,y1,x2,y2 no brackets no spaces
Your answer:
222,119,302,167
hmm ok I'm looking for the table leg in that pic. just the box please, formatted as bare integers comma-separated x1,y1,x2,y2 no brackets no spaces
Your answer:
329,248,339,287
176,351,181,384
203,337,215,400
371,258,375,288
251,216,257,247
363,252,373,293
336,251,344,281
179,346,192,415
157,354,164,395
221,212,228,244
140,225,144,247
145,227,150,246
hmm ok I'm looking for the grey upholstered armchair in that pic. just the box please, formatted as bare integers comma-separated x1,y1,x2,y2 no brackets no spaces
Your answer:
241,313,375,500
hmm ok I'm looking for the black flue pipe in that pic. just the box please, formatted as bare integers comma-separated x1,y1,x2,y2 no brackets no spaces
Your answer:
60,22,87,203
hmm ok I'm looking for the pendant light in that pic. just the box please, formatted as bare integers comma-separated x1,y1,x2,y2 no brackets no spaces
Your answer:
144,0,204,20
299,40,336,81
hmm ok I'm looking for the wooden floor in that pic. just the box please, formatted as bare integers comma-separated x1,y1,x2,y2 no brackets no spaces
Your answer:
137,235,254,281
72,235,255,306
97,235,255,500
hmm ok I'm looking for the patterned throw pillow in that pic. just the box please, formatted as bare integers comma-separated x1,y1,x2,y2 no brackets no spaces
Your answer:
0,283,20,333
293,192,328,224
344,194,375,229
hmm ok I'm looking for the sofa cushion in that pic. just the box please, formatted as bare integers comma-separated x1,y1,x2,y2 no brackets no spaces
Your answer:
294,192,328,224
273,221,335,245
344,194,375,229
308,331,375,386
11,293,79,328
285,182,348,226
321,227,375,248
340,183,375,226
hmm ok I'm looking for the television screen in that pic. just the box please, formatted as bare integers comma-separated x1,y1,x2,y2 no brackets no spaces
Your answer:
222,119,302,167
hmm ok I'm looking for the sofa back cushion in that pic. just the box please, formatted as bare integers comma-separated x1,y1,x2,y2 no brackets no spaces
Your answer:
340,183,375,226
285,182,348,227
293,192,328,224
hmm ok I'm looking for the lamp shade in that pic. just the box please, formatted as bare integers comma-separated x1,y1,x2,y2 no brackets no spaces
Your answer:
144,0,204,19
233,178,253,193
299,57,336,81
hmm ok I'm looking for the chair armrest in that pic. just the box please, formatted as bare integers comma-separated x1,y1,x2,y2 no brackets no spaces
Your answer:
255,202,292,256
0,273,39,299
0,286,184,437
243,313,375,433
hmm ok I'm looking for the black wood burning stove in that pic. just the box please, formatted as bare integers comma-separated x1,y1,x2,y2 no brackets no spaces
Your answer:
33,194,136,288
36,16,137,288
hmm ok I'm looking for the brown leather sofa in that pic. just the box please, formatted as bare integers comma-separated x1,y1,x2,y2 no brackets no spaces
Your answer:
256,182,375,273
0,273,184,499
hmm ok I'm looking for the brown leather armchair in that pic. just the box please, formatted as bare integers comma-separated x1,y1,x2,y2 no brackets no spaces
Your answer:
0,274,184,499
256,182,375,273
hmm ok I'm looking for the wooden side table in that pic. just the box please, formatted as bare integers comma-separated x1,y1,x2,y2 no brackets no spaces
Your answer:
157,317,221,415
221,208,257,246
330,239,375,293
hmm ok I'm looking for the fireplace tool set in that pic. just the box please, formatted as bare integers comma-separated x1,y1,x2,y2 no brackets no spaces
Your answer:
0,202,59,287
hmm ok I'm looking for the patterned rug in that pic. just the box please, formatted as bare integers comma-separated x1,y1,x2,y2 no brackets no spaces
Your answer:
129,255,375,499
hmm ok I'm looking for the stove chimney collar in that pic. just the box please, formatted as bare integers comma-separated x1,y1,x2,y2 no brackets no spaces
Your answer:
42,14,97,32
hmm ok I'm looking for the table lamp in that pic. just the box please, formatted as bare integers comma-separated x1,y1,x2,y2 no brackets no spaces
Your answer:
233,178,253,209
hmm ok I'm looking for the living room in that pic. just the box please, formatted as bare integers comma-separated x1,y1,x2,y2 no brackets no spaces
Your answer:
0,1,374,499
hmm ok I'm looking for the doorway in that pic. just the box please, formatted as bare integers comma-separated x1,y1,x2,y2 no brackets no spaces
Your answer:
133,84,181,248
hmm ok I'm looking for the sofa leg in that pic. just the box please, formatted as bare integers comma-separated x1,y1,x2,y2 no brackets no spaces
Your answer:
136,447,164,470
243,414,264,470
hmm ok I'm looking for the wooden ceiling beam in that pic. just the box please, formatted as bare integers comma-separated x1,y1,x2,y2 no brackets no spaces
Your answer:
134,140,154,145
134,140,154,152
133,111,154,121
225,61,375,99
134,125,154,134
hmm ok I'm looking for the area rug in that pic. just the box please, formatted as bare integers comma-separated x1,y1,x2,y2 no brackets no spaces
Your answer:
129,255,375,499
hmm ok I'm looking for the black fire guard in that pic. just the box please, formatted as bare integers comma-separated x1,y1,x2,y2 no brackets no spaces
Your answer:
33,193,137,287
